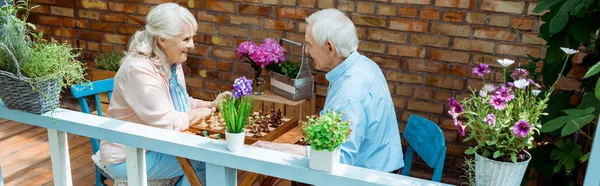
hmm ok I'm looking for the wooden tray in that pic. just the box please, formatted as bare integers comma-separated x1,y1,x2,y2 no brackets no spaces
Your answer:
186,111,299,145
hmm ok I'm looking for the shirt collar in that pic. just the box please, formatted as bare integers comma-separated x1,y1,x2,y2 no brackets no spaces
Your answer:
325,51,360,85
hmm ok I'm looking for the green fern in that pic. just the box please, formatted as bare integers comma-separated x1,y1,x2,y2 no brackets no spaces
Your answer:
94,52,124,72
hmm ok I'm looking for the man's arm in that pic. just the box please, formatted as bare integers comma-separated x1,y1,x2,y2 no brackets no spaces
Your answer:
323,97,367,165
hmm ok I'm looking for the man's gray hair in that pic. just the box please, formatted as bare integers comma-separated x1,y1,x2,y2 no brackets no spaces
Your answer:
305,8,359,58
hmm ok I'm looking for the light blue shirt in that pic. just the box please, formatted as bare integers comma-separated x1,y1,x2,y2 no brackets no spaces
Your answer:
309,51,404,172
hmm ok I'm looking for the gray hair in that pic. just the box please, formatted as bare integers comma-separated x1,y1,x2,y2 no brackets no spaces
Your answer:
305,8,358,58
126,3,198,77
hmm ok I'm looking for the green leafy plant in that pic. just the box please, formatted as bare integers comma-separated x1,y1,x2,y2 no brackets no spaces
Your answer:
0,0,36,73
302,109,351,152
460,158,476,186
94,52,124,72
268,60,300,79
218,77,254,134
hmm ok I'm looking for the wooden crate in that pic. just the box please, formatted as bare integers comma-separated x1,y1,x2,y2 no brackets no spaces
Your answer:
250,90,315,122
270,38,315,101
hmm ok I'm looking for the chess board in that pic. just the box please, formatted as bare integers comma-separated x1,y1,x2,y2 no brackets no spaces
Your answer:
185,109,299,144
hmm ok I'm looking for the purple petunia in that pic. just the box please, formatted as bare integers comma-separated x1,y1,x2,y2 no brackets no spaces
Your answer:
495,85,514,102
512,120,531,138
232,76,253,99
456,121,466,136
510,69,529,80
490,95,507,110
484,114,496,127
472,63,491,77
448,98,464,118
528,79,542,89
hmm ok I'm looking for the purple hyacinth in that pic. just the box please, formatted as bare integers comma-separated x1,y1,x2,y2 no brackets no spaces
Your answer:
238,41,257,60
490,95,506,110
484,114,496,127
448,98,464,118
456,121,466,136
472,63,491,77
232,76,253,99
510,69,529,80
495,85,514,102
512,120,531,138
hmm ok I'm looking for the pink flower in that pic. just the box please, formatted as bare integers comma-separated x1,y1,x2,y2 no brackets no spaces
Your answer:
495,85,514,102
448,98,464,118
512,120,531,138
490,95,506,110
528,79,541,89
472,63,491,77
242,38,286,68
237,41,257,60
510,69,529,80
456,120,466,136
484,114,496,127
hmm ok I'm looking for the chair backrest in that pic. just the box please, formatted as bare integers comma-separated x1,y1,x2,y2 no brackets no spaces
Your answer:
401,114,446,182
70,78,114,153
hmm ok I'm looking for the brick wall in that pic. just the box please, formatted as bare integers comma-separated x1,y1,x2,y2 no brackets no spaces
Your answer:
26,0,582,184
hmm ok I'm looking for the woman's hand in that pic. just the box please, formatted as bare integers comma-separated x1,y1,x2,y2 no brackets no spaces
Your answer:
194,91,233,109
187,107,213,125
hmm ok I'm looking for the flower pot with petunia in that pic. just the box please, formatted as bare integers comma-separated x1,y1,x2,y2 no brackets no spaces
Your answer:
303,109,351,172
218,76,254,152
447,48,578,186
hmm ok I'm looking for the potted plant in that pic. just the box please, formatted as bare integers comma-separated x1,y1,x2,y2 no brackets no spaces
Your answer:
302,109,351,172
268,38,314,101
447,48,577,185
89,52,123,81
0,1,87,114
218,76,254,151
237,38,285,95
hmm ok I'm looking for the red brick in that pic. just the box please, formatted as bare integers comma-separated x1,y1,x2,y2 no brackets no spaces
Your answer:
79,10,100,20
408,99,443,114
388,45,426,58
426,76,465,90
410,34,450,47
522,33,546,45
357,2,375,14
262,0,278,5
371,57,405,69
217,61,233,71
378,4,396,16
31,5,50,14
185,77,203,88
369,29,408,44
393,97,406,109
299,0,316,8
211,48,237,60
128,16,145,25
264,19,295,31
512,18,535,30
38,16,63,26
298,22,307,33
435,90,453,101
143,0,171,4
50,6,74,17
401,112,439,124
398,7,417,18
63,18,87,28
204,35,234,47
395,85,413,96
104,33,128,45
87,41,100,51
481,0,525,14
435,0,475,9
198,22,216,34
495,44,541,57
408,59,447,73
281,0,296,6
108,2,135,13
285,33,305,44
205,80,232,92
358,42,385,53
218,26,248,37
430,23,470,37
489,14,510,27
449,64,491,79
197,11,227,24
53,28,76,37
391,0,429,4
116,25,138,35
352,14,387,28
555,78,582,91
356,27,367,39
101,13,127,23
239,4,271,16
251,30,283,40
201,59,217,69
420,9,439,20
137,4,152,15
430,49,470,64
90,21,114,32
467,79,484,90
473,28,517,41
443,11,464,22
318,0,334,8
191,45,209,56
415,87,433,100
206,1,234,13
229,15,261,26
276,8,309,20
466,12,487,24
453,38,495,53
80,30,102,41
389,19,428,32
337,3,355,12
473,54,502,68
385,71,424,84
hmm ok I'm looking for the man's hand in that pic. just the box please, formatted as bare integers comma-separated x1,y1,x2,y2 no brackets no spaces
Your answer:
253,141,307,157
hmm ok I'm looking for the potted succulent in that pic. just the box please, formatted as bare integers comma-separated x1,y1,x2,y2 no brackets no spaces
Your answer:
89,52,123,81
268,38,314,101
303,109,351,172
218,76,254,151
237,38,285,95
447,48,577,185
0,0,87,114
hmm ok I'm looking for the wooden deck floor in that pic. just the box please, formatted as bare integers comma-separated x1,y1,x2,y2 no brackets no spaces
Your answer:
0,118,294,186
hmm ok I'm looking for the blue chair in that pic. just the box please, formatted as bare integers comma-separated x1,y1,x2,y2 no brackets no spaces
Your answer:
401,114,446,182
70,78,114,186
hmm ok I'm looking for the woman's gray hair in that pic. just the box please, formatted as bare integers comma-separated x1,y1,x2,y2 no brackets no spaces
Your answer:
305,8,358,58
126,3,198,77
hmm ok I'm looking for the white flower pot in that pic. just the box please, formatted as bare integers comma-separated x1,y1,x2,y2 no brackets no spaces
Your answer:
225,130,245,152
308,146,341,173
475,150,531,186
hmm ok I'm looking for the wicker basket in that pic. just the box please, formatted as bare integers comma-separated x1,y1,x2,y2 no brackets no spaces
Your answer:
0,43,61,114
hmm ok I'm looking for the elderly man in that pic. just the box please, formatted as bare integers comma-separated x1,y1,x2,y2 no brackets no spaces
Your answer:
254,8,404,174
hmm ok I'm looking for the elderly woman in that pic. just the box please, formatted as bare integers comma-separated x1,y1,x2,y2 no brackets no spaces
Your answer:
100,3,218,185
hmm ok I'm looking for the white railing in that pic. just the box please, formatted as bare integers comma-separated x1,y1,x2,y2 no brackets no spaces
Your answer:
0,100,449,186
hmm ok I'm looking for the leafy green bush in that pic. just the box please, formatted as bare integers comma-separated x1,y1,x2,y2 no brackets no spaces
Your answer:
302,109,351,151
268,60,300,79
94,52,123,72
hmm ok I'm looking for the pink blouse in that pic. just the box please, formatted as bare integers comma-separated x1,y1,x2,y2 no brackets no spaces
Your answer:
100,53,201,166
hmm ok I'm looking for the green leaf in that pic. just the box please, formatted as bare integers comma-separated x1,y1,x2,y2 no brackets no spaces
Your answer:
542,116,569,133
493,151,502,159
596,80,600,101
581,152,590,162
549,1,571,35
511,152,517,163
465,147,477,155
567,17,595,44
584,62,600,78
482,149,491,158
554,164,562,174
561,114,595,137
551,140,584,173
571,0,595,17
533,0,562,13
485,140,495,146
562,107,595,116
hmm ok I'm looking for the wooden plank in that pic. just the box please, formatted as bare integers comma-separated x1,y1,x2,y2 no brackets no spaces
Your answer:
73,171,96,186
47,129,73,186
0,126,46,150
253,100,263,113
263,101,274,114
285,105,298,120
176,157,203,186
272,125,304,144
125,146,147,186
239,172,260,186
17,144,93,186
274,103,285,116
206,163,236,186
